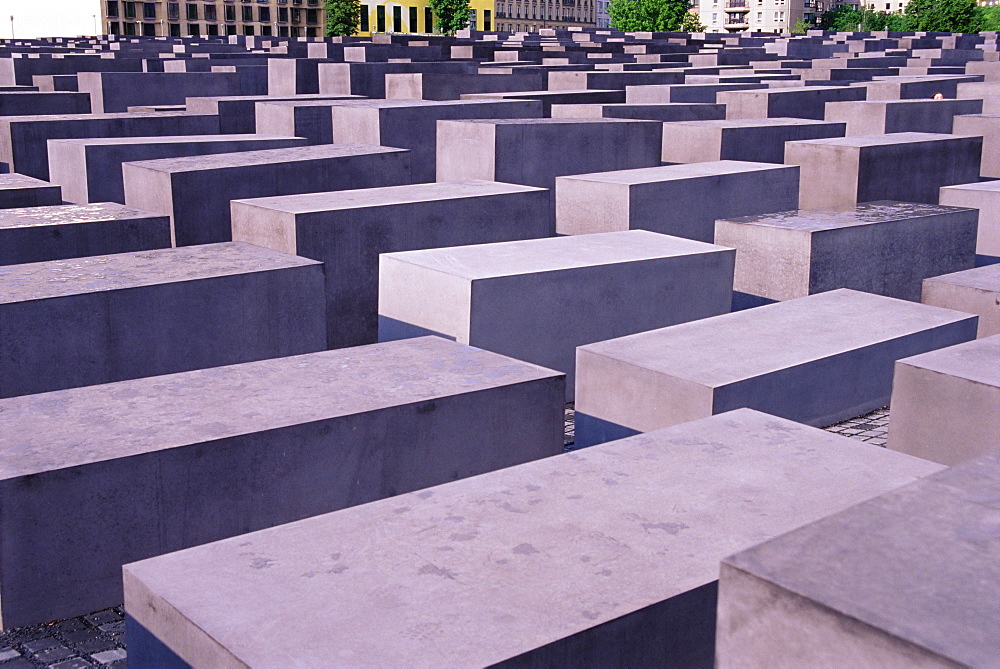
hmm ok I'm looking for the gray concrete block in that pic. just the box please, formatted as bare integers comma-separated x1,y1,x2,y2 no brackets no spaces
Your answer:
858,74,983,100
549,102,727,121
625,82,769,104
77,71,243,114
661,118,846,164
952,113,1000,178
939,180,1000,258
48,134,308,205
923,264,1000,339
717,85,867,120
0,336,564,628
715,201,978,302
0,173,62,208
122,408,941,668
185,94,360,134
575,289,978,446
460,89,626,114
717,451,998,668
379,230,734,400
556,160,799,241
786,132,983,209
123,144,411,247
0,202,170,266
0,242,326,398
0,91,90,115
825,98,983,135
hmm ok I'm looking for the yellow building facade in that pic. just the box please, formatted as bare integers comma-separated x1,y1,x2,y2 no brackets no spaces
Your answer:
358,0,497,35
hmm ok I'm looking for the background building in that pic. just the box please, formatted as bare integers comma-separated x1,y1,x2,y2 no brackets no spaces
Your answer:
492,0,596,32
695,0,812,32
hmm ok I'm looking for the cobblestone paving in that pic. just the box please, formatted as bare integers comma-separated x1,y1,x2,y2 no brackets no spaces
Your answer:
0,404,890,667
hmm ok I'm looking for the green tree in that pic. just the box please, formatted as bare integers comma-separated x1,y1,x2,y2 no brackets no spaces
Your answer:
428,0,471,34
903,0,981,31
980,4,1000,29
325,0,362,36
791,17,813,31
609,0,702,31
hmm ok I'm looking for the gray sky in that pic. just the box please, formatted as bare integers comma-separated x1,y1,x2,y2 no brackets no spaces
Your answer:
1,0,103,39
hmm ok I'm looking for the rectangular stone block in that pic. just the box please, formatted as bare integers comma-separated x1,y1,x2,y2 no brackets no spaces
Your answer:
379,230,734,400
123,144,411,246
717,452,997,668
939,180,1000,258
330,99,543,183
575,289,978,446
626,82,768,104
922,264,1000,338
0,173,62,208
0,112,221,180
185,94,359,134
0,91,90,115
786,132,982,209
661,118,846,164
549,102,727,121
0,242,326,399
231,180,551,349
715,201,978,302
0,202,170,266
253,99,353,145
0,336,564,628
461,89,626,114
824,98,983,135
556,161,799,241
887,335,1000,465
48,134,308,205
77,71,243,113
717,85,867,120
122,408,941,668
952,113,1000,178
859,74,981,100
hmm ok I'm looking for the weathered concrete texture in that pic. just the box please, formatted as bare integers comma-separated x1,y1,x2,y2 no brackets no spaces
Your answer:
0,91,90,115
922,264,1000,338
0,242,326,399
0,336,564,629
939,180,1000,258
952,113,1000,178
330,99,543,182
378,230,734,400
0,203,170,266
575,289,977,446
626,82,769,104
0,112,221,180
48,134,308,205
460,89,626,114
717,451,998,669
549,102,726,121
824,98,983,135
77,71,243,114
185,94,360,134
715,201,978,302
253,100,352,145
0,173,62,208
858,74,982,100
122,409,941,669
717,85,867,120
123,144,411,247
786,132,982,209
887,335,1000,465
231,180,551,349
556,161,799,241
660,118,846,164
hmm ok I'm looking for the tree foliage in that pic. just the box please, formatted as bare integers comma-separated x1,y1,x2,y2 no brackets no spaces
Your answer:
981,5,1000,29
324,0,361,36
609,0,703,31
820,0,980,32
428,0,472,34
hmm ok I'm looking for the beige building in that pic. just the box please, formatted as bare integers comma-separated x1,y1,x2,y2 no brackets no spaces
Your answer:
695,0,817,32
492,0,596,32
101,0,326,37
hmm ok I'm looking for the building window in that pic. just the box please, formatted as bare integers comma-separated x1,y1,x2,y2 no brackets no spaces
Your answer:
376,5,385,30
279,7,288,21
106,0,119,17
169,22,181,35
484,8,491,29
124,1,136,18
225,5,236,19
226,23,237,34
243,6,253,20
259,6,270,20
142,21,156,34
244,24,254,34
712,12,717,20
306,26,317,35
290,25,300,35
360,6,369,30
392,5,401,30
188,22,200,34
262,24,272,34
143,2,156,18
409,5,417,31
306,8,318,22
291,8,301,21
205,5,217,20
279,25,289,35
187,3,198,19
469,7,477,28
425,6,433,30
167,2,179,18
124,20,136,33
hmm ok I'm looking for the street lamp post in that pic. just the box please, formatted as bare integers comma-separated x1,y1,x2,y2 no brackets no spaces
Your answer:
9,15,13,40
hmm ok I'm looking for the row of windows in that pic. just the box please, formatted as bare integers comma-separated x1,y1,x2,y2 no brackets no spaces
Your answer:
107,2,318,22
107,20,321,35
708,9,784,21
495,1,593,19
358,5,492,31
105,0,319,19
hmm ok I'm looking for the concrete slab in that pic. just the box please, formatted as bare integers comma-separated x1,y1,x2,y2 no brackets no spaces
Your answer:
660,118,846,164
575,289,978,446
717,451,998,668
0,336,564,628
0,242,326,398
825,98,983,135
185,94,360,134
378,230,734,400
0,173,62,208
922,264,1000,338
717,85,867,120
122,409,941,668
549,102,726,121
952,113,1000,178
939,180,1000,258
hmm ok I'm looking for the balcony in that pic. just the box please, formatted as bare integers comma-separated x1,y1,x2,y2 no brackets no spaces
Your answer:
726,0,747,7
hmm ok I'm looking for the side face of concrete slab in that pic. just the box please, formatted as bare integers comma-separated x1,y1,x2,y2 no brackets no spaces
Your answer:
0,336,565,628
122,409,942,668
661,118,846,164
717,452,999,669
922,263,1000,338
939,180,1000,258
0,173,62,208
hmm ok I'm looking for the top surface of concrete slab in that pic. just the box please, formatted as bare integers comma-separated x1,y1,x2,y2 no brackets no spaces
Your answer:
661,117,839,128
439,117,654,126
718,201,973,233
723,451,1000,668
123,408,942,668
0,241,318,304
0,111,208,123
124,143,403,172
789,130,974,148
49,134,298,147
925,263,1000,293
0,336,560,480
0,174,54,189
234,180,544,214
328,98,536,109
941,179,1000,193
898,333,1000,386
580,289,975,387
560,160,793,185
384,230,730,279
0,203,162,230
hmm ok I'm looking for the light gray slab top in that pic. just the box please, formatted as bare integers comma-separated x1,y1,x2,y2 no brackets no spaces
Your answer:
123,409,942,669
0,174,56,189
0,241,318,303
123,143,403,173
559,160,794,186
897,334,1000,386
0,336,561,479
233,180,544,215
723,451,999,668
925,263,1000,293
0,203,164,230
382,230,731,280
789,131,976,148
440,117,655,126
0,111,212,124
579,289,977,387
663,117,841,129
717,200,974,233
328,98,539,110
942,179,1000,194
48,134,299,147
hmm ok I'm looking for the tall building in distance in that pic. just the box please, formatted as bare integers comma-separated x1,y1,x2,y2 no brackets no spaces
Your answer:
693,0,820,32
492,0,597,32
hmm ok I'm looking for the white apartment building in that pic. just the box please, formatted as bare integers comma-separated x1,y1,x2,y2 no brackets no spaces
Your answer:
694,0,816,32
